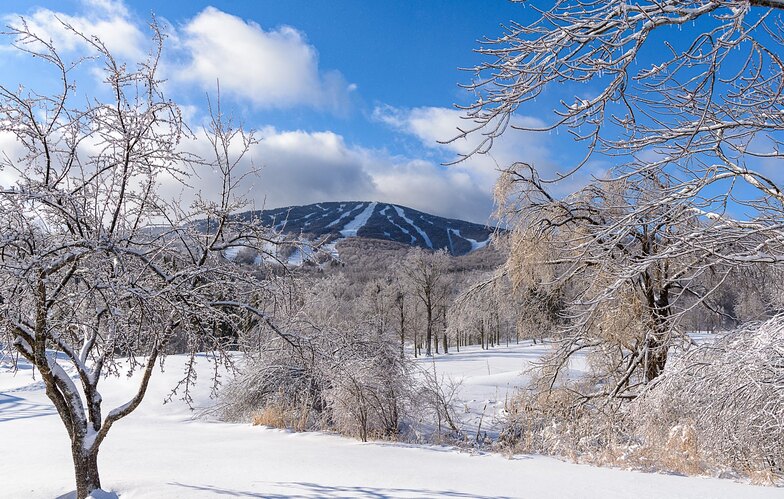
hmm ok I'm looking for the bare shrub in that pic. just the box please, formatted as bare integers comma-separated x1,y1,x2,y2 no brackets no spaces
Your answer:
500,317,784,483
325,352,410,442
416,366,462,440
233,246,260,266
251,392,312,432
632,317,784,482
217,339,321,428
500,386,627,463
217,275,415,441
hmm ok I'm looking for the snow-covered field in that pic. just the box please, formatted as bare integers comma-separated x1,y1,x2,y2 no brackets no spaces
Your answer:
0,345,780,498
416,342,589,439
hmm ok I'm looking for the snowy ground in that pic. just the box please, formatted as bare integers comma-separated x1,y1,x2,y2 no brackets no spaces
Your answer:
0,346,780,498
416,342,588,439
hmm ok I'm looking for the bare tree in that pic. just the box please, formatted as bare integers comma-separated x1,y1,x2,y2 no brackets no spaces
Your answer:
456,1,784,399
0,21,281,497
500,176,725,399
219,273,414,442
458,0,784,267
460,0,784,195
401,248,450,357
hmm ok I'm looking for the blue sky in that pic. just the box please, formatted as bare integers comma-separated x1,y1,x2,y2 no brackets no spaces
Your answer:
1,0,564,224
1,1,782,224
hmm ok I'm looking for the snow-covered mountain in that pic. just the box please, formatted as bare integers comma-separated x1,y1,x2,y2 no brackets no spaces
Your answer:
239,201,496,256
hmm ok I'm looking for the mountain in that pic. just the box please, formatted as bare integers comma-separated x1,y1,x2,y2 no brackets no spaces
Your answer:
239,201,496,256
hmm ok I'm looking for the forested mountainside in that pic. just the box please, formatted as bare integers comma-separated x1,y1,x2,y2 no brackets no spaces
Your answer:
238,201,496,256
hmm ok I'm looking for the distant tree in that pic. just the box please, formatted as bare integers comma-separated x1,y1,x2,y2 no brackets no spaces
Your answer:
389,273,413,358
0,21,282,497
219,272,414,442
401,248,450,356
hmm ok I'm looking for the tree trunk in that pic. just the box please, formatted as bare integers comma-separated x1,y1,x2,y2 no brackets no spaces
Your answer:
644,336,668,382
426,301,433,356
642,273,671,383
399,302,406,359
73,444,101,499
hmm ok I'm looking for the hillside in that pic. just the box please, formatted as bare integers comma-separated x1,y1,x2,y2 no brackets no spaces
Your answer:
238,201,496,256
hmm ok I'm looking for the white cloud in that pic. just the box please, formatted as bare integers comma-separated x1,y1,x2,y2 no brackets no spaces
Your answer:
0,131,25,188
370,159,494,223
373,105,557,187
371,104,602,209
175,7,354,111
0,3,505,223
158,125,494,224
3,0,145,60
2,4,355,112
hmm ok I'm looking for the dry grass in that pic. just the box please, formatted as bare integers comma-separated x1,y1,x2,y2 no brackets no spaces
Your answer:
251,399,312,432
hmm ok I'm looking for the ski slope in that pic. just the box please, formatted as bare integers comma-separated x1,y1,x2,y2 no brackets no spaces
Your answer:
393,205,433,248
449,228,490,252
340,202,377,237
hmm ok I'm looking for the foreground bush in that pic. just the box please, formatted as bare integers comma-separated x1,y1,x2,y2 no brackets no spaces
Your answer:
501,317,784,484
217,333,411,442
633,316,784,482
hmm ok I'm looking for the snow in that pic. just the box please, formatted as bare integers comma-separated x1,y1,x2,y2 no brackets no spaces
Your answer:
418,342,589,439
450,228,490,252
320,239,342,260
286,244,316,266
340,202,377,237
222,246,241,260
381,205,416,244
0,346,780,498
393,205,432,248
326,204,357,228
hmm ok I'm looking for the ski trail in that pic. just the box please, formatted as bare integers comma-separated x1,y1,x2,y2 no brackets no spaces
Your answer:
451,229,490,252
381,205,416,244
393,206,432,248
340,202,377,237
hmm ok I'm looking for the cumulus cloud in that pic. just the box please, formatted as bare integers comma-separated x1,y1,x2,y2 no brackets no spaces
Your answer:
162,105,563,224
370,159,494,223
2,3,355,112
0,131,26,188
373,105,557,187
371,104,603,211
175,7,355,111
159,126,495,224
3,0,146,60
0,2,512,223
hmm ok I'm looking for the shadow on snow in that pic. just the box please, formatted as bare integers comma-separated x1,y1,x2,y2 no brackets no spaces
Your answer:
169,481,516,498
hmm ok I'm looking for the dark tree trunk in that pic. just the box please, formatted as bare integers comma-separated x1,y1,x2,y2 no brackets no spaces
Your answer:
426,299,433,356
644,336,668,382
73,444,101,498
398,299,406,360
641,257,671,383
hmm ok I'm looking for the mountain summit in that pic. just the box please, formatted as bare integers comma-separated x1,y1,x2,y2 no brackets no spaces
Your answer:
241,201,495,256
